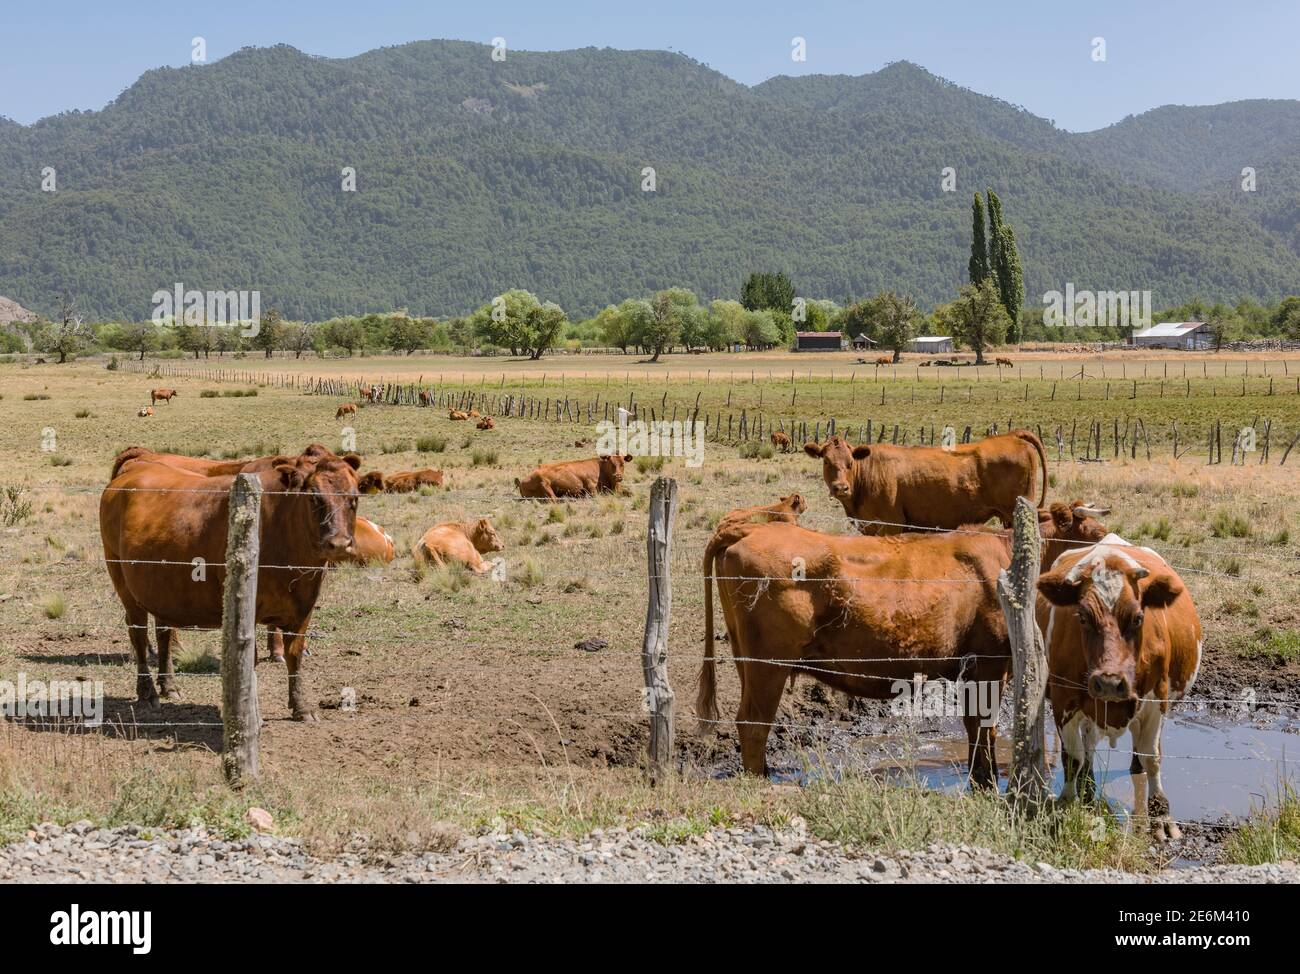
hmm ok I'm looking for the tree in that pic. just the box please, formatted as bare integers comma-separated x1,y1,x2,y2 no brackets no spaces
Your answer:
471,289,567,360
741,309,780,349
175,322,215,359
708,299,747,348
985,190,1025,339
251,308,283,358
860,291,918,363
594,304,633,353
322,316,364,356
388,315,436,355
287,321,317,359
636,289,697,362
740,272,795,315
934,280,1010,365
969,193,990,286
678,303,710,352
34,296,93,363
106,321,161,361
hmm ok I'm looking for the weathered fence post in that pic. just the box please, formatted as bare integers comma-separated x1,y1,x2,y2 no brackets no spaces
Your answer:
998,496,1048,812
641,476,678,781
221,473,261,785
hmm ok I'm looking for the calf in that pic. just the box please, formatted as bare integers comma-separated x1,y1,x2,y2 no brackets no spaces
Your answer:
412,518,504,574
418,391,433,407
517,454,632,499
1037,536,1200,839
137,406,154,417
449,409,469,421
476,416,495,430
336,403,357,419
770,430,792,453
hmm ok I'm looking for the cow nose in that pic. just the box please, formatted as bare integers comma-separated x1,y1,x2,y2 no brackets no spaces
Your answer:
1088,672,1131,701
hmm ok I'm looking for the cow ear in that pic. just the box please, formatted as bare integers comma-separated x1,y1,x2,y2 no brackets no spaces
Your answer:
274,463,305,490
1140,572,1183,608
622,454,633,463
851,445,871,460
341,452,361,470
1038,568,1084,606
1050,503,1072,533
803,442,823,458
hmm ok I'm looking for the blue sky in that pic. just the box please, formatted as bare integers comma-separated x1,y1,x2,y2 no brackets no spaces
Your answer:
1,0,1295,130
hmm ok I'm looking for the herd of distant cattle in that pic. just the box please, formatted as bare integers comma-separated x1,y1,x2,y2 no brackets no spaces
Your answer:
105,385,1200,838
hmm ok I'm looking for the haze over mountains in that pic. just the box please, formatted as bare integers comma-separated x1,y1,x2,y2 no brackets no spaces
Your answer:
0,39,1296,321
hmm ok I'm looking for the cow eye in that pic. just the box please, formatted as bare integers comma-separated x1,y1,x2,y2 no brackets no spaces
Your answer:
1132,612,1144,631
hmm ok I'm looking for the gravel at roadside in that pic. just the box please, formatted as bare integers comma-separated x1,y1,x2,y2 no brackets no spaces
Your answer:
3,821,1296,884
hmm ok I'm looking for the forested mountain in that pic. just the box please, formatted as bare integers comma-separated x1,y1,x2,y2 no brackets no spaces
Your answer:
0,41,1295,320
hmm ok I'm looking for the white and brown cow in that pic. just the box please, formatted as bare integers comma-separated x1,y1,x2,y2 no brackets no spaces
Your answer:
1036,534,1201,840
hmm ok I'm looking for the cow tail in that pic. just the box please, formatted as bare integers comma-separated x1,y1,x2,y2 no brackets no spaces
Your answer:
697,539,720,731
1015,429,1049,507
110,446,151,480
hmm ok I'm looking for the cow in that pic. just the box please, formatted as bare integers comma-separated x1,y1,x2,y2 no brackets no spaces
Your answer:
362,384,382,404
919,360,932,367
418,390,433,407
874,356,892,366
100,446,361,717
699,503,1112,780
357,471,386,494
449,409,469,421
699,521,1014,782
150,389,178,405
137,406,154,417
336,403,357,419
995,357,1014,368
468,409,481,418
476,416,495,430
352,515,395,564
770,430,792,453
517,455,632,500
1037,535,1201,840
412,518,504,574
804,431,1047,533
385,468,444,493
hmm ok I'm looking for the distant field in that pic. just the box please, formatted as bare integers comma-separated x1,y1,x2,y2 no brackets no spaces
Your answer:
1,356,1297,859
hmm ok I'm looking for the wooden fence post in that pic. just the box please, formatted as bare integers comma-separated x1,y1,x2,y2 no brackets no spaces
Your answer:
641,476,678,781
998,496,1047,812
221,473,261,785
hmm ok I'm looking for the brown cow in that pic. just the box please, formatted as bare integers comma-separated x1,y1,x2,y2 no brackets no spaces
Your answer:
995,357,1014,368
412,518,504,574
100,447,360,717
699,522,1014,782
352,516,395,564
874,356,891,366
805,431,1047,533
517,455,632,499
385,468,444,493
468,409,481,418
336,403,357,419
357,471,386,493
476,416,495,430
1037,536,1201,839
449,409,469,420
418,390,433,407
150,389,178,405
137,406,154,417
770,430,792,453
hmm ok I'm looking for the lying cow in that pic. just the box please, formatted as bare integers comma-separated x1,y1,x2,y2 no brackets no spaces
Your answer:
336,403,357,419
412,518,504,574
770,430,792,453
476,416,495,430
150,388,178,405
137,406,154,417
1037,535,1201,840
352,516,395,564
805,431,1047,532
357,471,386,494
449,409,469,421
385,468,444,493
517,454,632,500
101,446,360,717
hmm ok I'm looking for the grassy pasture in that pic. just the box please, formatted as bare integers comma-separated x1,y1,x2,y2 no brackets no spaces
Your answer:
1,353,1298,865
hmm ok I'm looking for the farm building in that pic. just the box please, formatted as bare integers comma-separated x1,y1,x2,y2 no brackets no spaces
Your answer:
851,333,877,350
794,331,845,352
1128,321,1212,349
908,335,954,354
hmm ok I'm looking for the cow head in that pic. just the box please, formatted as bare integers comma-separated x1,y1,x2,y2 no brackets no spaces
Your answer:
470,517,505,554
1040,500,1110,567
779,493,807,515
1038,549,1182,703
804,436,869,500
357,471,386,494
597,454,633,489
273,449,361,560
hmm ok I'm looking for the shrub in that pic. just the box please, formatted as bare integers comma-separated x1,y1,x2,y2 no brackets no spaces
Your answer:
416,435,447,453
1,485,34,526
49,455,74,467
42,594,66,620
200,390,220,398
23,393,50,401
471,449,498,467
1210,509,1252,538
74,408,92,418
381,440,411,455
635,455,665,474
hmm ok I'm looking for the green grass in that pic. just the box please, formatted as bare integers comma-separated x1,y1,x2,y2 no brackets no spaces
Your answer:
1223,784,1300,865
634,455,665,474
41,594,66,620
200,389,220,398
381,440,411,454
471,449,498,467
416,434,447,453
1226,627,1300,663
174,645,221,674
1210,509,1252,538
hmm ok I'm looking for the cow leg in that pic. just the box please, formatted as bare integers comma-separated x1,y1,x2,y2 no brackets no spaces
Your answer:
282,624,316,721
1131,705,1180,840
124,605,159,707
736,664,785,777
266,627,285,664
1058,712,1098,802
156,626,182,700
962,712,998,788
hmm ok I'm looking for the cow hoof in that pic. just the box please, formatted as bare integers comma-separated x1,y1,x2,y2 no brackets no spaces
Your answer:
136,695,160,710
1152,818,1182,842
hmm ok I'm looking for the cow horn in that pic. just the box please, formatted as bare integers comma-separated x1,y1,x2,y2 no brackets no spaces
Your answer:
1074,503,1111,517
